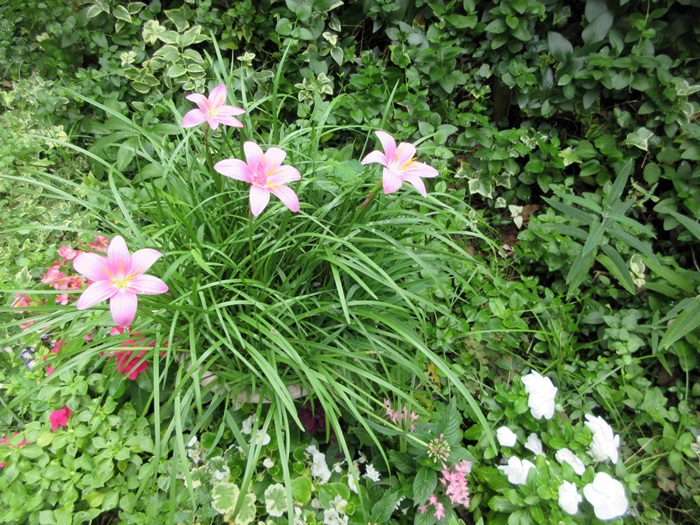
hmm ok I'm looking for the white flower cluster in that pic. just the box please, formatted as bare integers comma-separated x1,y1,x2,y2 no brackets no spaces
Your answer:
241,415,271,446
494,370,628,520
323,495,349,525
306,444,332,484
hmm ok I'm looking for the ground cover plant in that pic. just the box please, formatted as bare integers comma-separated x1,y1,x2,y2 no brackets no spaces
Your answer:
2,0,700,524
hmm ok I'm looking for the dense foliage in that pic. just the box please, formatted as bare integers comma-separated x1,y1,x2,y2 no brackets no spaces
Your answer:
1,0,699,524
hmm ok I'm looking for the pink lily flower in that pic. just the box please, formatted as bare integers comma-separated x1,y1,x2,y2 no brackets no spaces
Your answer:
181,84,245,130
73,236,168,327
214,142,302,217
361,130,439,197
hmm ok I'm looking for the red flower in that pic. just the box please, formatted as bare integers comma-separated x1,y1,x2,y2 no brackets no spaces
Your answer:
49,406,72,431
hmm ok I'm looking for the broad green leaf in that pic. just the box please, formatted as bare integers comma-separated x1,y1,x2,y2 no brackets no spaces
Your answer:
371,490,402,523
580,220,605,256
667,211,700,242
660,295,700,350
547,32,573,62
624,127,656,151
211,482,240,514
113,5,132,23
542,197,594,225
413,466,437,503
582,10,614,44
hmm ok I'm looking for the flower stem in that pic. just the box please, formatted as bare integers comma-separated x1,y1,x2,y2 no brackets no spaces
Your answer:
203,124,222,195
248,211,256,280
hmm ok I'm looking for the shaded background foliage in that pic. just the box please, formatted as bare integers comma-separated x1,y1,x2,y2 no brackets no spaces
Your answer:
2,0,700,522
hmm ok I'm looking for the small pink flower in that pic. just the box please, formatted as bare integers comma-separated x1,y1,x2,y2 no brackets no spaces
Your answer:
57,245,79,261
181,84,245,130
56,293,70,305
214,142,302,217
361,131,439,197
49,406,72,431
73,236,168,327
12,293,31,308
420,495,445,520
88,235,109,252
42,266,67,287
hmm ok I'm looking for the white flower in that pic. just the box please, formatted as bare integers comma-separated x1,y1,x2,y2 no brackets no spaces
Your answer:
583,472,628,520
323,508,348,525
585,415,620,464
241,415,255,435
497,456,536,485
213,465,230,481
347,473,358,493
356,451,367,464
496,426,518,447
309,448,332,483
555,448,586,475
332,461,345,473
252,430,271,446
524,433,544,456
263,458,275,469
521,371,558,420
558,481,582,515
187,435,198,448
330,495,348,513
364,463,381,482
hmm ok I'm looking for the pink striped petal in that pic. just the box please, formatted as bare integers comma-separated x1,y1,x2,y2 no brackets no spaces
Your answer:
263,147,287,169
375,131,397,157
214,159,253,182
107,236,132,276
382,168,404,194
244,142,264,166
110,289,138,327
249,185,271,217
207,118,220,131
208,84,227,109
216,105,246,117
402,173,428,197
395,142,417,167
185,93,210,113
77,281,117,310
181,109,207,128
269,184,300,212
215,115,244,128
407,161,439,178
361,150,386,165
267,165,301,185
129,248,162,275
129,275,169,295
73,253,110,282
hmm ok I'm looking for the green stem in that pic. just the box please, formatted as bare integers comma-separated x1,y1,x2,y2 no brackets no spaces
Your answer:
203,124,222,195
248,211,256,280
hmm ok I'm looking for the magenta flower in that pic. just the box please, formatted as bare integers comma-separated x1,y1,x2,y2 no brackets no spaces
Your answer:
49,406,72,431
181,84,245,130
73,236,168,327
361,130,439,197
214,142,302,217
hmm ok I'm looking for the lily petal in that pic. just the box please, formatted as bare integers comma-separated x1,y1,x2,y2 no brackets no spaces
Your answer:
401,173,427,197
208,84,227,109
129,274,169,295
375,131,397,158
185,94,210,113
264,147,287,169
406,161,439,178
395,142,417,167
110,289,138,327
249,185,271,217
244,142,264,167
382,168,404,194
361,150,386,165
73,253,110,282
269,184,300,212
214,115,244,128
181,109,208,128
267,165,301,185
77,281,117,310
107,236,132,276
129,248,162,275
216,105,246,117
214,159,253,182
